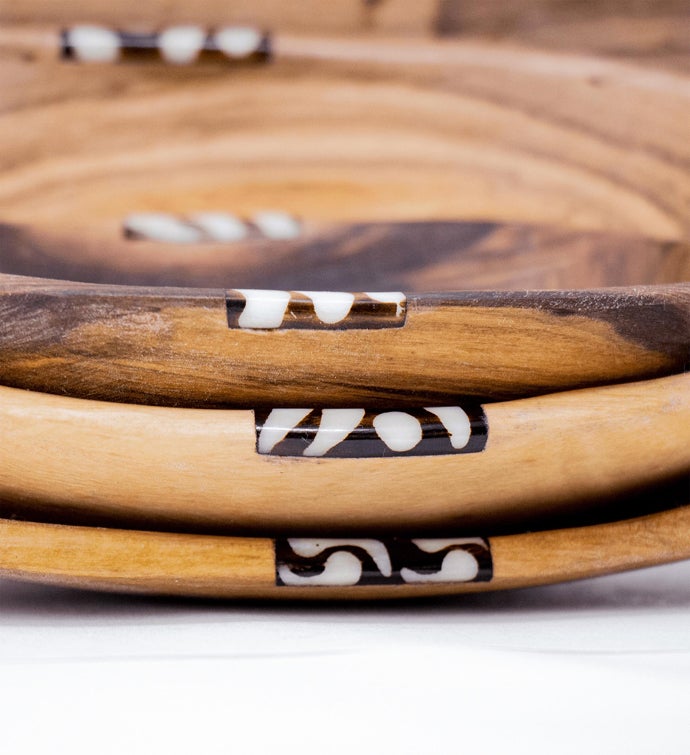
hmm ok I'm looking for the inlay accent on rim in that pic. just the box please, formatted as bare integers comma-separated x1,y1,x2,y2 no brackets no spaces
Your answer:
275,537,493,587
60,25,271,65
226,290,407,330
255,406,488,457
123,211,302,243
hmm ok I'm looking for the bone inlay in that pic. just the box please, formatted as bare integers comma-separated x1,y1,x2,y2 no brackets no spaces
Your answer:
275,537,493,586
236,289,291,329
372,411,423,452
296,291,356,324
303,408,366,457
61,25,270,64
123,212,300,243
364,292,407,317
212,27,263,58
188,213,249,242
158,26,206,64
425,406,472,449
257,408,312,455
251,211,303,240
226,290,407,330
255,406,488,457
63,26,120,63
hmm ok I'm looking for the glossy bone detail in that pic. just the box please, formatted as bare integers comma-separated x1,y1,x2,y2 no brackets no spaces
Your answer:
275,537,493,586
255,406,488,457
61,25,271,64
227,290,407,330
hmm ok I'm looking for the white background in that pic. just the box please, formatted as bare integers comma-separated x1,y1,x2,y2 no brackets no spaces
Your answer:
1,560,690,754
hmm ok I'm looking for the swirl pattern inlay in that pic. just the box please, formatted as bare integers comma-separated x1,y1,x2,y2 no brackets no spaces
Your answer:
275,537,493,586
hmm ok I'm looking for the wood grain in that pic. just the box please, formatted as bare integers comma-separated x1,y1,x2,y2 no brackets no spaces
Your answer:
3,220,690,291
0,22,687,406
0,13,687,402
1,33,688,241
0,271,687,406
2,502,690,599
0,373,687,531
435,0,690,72
0,1,438,37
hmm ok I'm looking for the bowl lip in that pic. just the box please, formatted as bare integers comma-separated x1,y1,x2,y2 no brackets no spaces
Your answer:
3,218,689,294
1,270,688,296
1,497,689,597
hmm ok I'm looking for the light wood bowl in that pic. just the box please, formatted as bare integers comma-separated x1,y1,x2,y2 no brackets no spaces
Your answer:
0,8,686,557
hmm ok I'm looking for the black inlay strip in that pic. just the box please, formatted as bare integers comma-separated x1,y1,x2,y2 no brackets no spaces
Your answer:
225,291,406,330
255,407,488,458
275,538,493,586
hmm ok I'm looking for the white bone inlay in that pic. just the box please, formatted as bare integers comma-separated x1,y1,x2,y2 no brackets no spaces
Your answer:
426,406,472,449
303,408,365,457
257,408,312,454
365,291,406,317
123,213,203,244
252,211,302,240
297,292,355,324
189,213,248,242
158,26,205,64
372,412,423,452
401,550,479,583
278,551,363,587
411,538,488,552
287,539,393,578
214,26,263,58
236,289,291,329
67,25,121,63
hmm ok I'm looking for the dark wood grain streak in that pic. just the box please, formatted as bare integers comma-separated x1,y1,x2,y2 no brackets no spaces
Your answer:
0,270,687,407
3,221,689,291
413,287,690,363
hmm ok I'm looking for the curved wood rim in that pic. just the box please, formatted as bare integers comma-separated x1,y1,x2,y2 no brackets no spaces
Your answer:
1,26,688,406
1,373,688,531
0,271,688,406
1,502,690,599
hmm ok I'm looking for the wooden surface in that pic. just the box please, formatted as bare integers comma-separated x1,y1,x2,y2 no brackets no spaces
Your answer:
0,20,688,407
2,502,690,599
0,33,688,241
0,1,438,37
0,5,687,600
2,221,690,291
0,374,687,532
0,17,687,406
2,1,688,68
0,271,687,406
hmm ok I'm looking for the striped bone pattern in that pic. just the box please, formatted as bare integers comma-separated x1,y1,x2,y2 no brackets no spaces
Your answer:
226,290,407,330
275,538,493,587
255,406,488,457
60,25,270,65
123,211,302,243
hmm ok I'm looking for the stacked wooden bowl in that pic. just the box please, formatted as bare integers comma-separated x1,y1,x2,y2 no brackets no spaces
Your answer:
0,1,688,599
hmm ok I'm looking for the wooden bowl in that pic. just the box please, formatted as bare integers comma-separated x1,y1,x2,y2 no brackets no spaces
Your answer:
0,26,688,407
0,11,687,542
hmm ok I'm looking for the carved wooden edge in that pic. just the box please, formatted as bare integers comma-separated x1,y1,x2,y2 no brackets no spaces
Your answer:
0,2,439,39
1,502,689,599
0,373,687,531
0,272,687,406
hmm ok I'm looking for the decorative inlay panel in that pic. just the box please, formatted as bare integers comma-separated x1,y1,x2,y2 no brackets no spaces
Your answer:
255,406,488,457
275,537,493,586
123,211,301,243
61,25,270,64
226,290,406,330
